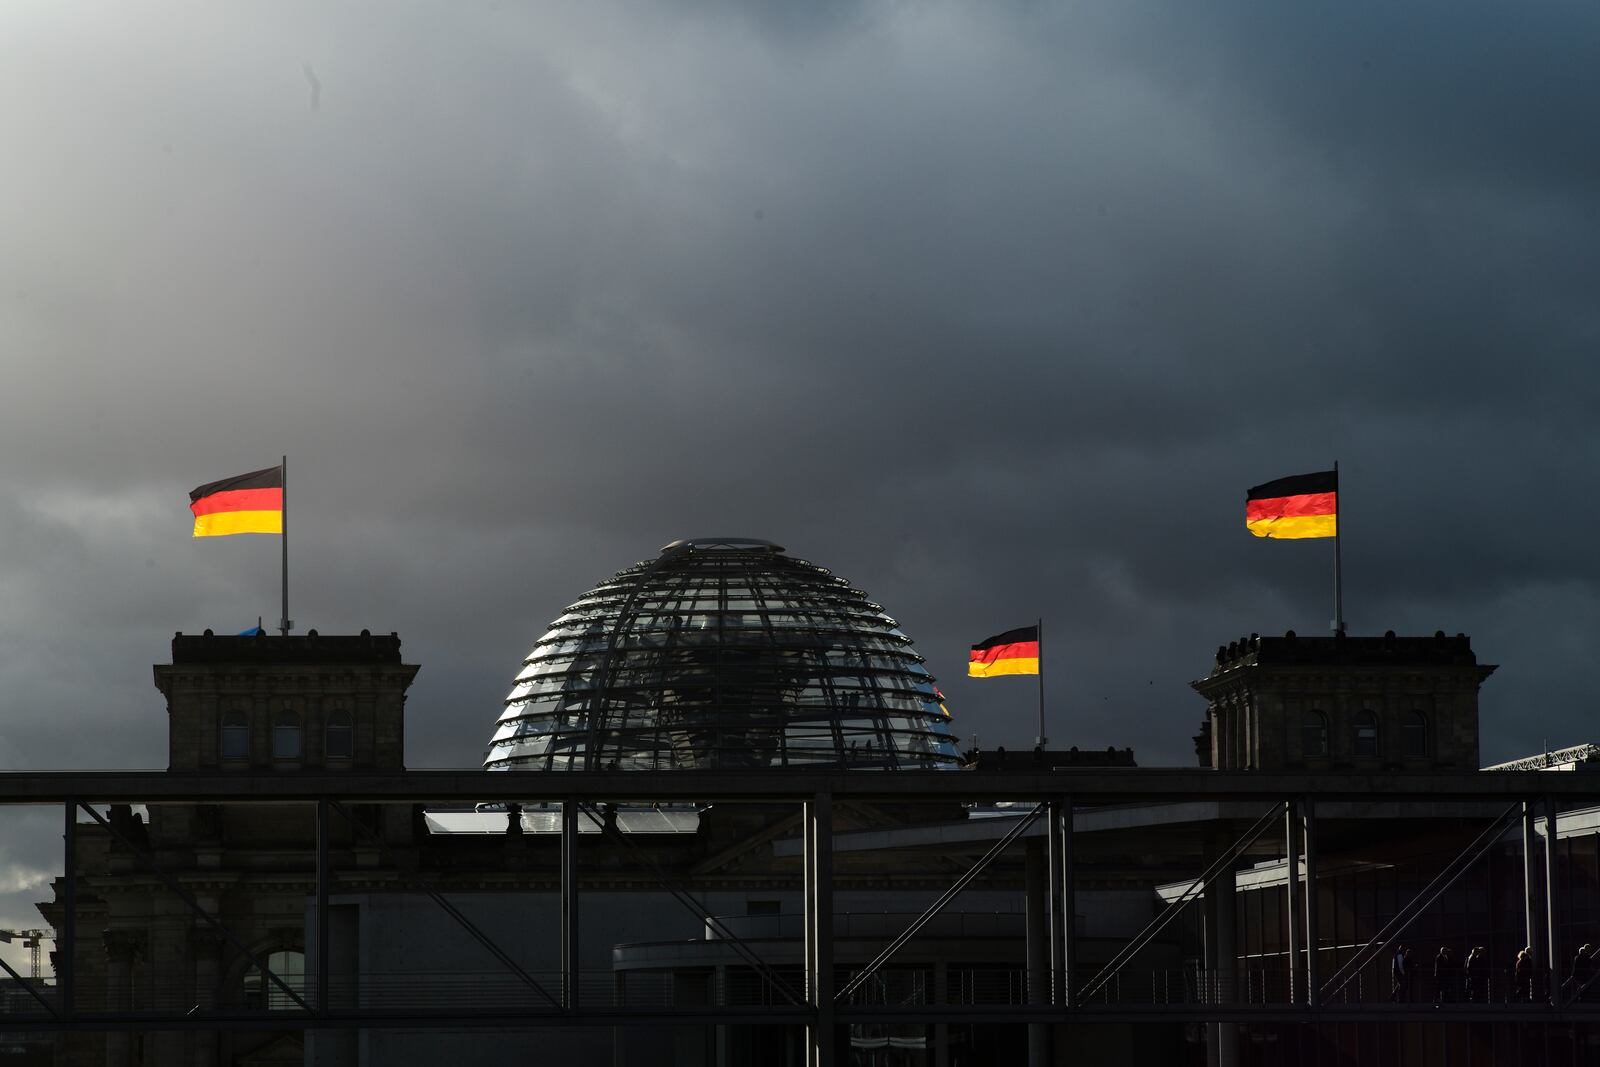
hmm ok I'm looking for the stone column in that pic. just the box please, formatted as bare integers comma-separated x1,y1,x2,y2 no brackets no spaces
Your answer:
103,930,142,1067
191,929,226,1067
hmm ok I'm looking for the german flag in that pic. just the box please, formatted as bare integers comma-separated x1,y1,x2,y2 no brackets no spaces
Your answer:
190,466,283,537
968,626,1040,678
1247,470,1337,540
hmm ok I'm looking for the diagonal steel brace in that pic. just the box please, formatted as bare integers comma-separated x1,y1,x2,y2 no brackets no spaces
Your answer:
328,799,561,1009
0,949,58,1018
835,801,1047,1005
1320,801,1521,1001
81,802,311,1014
1078,802,1282,1005
575,801,805,1006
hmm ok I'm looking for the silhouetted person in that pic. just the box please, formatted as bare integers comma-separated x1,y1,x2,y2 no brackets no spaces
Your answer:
1433,946,1456,1003
1463,946,1485,1003
1391,944,1411,1002
1513,947,1533,1002
1571,944,1595,1002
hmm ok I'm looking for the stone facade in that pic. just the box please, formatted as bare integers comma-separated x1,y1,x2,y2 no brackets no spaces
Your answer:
41,632,419,1067
154,630,416,773
1191,630,1495,771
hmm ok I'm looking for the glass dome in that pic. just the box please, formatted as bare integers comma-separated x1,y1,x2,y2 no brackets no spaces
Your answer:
485,538,961,771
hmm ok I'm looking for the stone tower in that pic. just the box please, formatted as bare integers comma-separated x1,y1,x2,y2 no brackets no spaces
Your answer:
155,630,418,771
1192,630,1494,771
41,632,422,1067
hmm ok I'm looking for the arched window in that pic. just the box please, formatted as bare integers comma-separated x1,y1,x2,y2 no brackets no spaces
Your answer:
1302,710,1329,758
1404,711,1429,759
221,709,249,761
1353,710,1379,758
273,709,301,760
325,710,353,760
243,949,305,1010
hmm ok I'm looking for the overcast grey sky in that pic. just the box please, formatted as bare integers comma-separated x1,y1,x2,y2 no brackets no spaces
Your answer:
2,1,1599,949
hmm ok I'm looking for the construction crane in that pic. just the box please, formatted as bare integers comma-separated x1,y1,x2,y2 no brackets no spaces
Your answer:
0,929,49,980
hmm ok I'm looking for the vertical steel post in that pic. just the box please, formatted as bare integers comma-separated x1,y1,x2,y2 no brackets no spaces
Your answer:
1285,800,1302,1004
61,798,76,1018
1523,800,1539,972
1303,797,1320,1008
804,794,834,1067
316,798,330,1014
1048,797,1072,1007
562,797,579,1011
1215,857,1239,1067
1025,836,1049,1067
1545,794,1559,1005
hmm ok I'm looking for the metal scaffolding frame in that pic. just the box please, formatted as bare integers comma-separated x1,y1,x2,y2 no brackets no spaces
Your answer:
2,768,1598,1065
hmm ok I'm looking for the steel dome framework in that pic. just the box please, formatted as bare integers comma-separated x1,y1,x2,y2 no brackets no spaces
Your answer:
485,539,961,771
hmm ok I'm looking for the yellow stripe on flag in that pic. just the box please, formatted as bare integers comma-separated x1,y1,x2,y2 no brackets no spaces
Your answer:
968,657,1040,678
1246,514,1336,540
193,510,283,537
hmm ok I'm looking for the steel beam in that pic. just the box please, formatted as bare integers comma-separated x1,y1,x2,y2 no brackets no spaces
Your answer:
1524,799,1539,990
328,800,561,1009
1048,796,1073,1008
805,794,834,1067
1,1002,1595,1033
1025,837,1048,1067
2,768,1600,804
0,948,56,1018
1213,843,1239,1067
315,797,330,1014
1303,797,1319,1009
563,797,579,1012
61,797,76,1018
1320,802,1521,1001
1285,800,1302,1005
833,802,1046,1004
573,801,801,1005
1545,793,1559,1006
1078,803,1280,1005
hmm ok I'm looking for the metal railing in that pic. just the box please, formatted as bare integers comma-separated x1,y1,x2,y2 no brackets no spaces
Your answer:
4,964,1596,1021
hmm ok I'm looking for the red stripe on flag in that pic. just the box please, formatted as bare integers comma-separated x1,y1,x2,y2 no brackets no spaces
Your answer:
190,487,284,517
1245,491,1336,522
969,640,1040,665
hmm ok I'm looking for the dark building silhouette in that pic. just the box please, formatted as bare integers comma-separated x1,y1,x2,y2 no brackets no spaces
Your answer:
1193,630,1494,771
23,542,1600,1067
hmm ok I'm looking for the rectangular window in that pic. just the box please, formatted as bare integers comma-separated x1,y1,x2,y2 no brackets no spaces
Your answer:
274,724,301,760
221,723,249,760
326,723,353,759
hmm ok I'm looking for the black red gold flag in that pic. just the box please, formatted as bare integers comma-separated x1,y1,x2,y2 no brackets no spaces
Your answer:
189,466,284,537
1246,470,1338,540
968,626,1040,678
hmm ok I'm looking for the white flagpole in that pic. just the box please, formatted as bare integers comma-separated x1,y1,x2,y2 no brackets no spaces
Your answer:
1036,617,1046,747
1332,461,1343,636
279,455,290,637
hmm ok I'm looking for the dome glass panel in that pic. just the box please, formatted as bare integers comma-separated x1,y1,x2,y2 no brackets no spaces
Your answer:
485,539,961,771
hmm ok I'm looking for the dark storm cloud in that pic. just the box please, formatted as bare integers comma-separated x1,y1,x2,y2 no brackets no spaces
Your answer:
3,0,1599,813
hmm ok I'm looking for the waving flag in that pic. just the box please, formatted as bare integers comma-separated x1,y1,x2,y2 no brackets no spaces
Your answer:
189,466,283,537
1246,470,1337,540
968,626,1040,678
